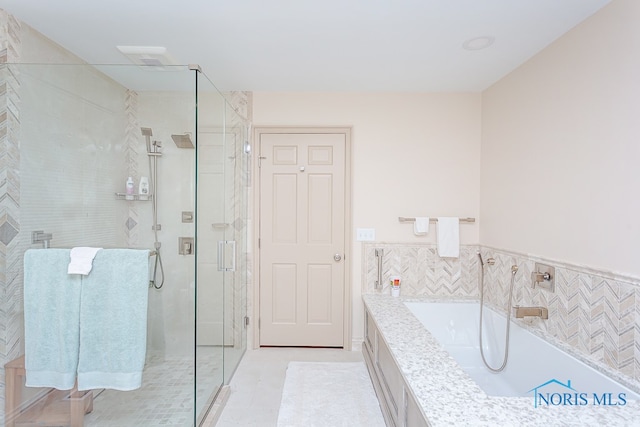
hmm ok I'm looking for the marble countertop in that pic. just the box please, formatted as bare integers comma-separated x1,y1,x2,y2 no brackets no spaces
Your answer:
363,294,640,427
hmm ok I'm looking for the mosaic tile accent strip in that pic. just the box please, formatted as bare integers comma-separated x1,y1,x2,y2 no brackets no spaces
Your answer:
225,91,252,123
0,11,21,426
124,89,140,247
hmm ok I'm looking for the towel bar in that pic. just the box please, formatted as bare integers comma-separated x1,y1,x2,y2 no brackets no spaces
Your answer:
398,217,475,223
46,248,157,257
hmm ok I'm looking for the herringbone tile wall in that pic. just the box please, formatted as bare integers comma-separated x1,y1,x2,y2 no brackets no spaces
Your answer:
362,243,480,297
363,244,640,385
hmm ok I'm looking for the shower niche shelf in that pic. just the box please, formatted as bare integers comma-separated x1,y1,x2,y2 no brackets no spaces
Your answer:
115,192,153,201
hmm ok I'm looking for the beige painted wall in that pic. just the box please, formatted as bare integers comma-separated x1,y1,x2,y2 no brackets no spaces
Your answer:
481,0,640,277
253,92,482,344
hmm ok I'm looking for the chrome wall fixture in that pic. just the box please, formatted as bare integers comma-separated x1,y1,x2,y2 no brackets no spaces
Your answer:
218,240,236,272
32,230,53,248
375,248,384,289
513,305,549,319
398,216,476,223
531,262,555,292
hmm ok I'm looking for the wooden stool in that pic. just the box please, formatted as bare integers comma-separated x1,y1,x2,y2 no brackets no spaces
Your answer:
4,355,93,427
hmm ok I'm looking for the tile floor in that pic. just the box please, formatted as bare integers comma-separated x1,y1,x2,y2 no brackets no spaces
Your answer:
216,347,372,427
83,348,223,426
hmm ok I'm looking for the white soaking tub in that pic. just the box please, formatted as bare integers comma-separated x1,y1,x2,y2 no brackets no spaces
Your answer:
404,301,639,400
363,295,640,426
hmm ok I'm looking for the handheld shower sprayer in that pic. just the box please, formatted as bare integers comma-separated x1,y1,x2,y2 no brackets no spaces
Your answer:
141,127,153,153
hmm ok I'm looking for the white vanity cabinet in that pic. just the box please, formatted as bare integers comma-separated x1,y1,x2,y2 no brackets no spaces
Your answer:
363,308,429,427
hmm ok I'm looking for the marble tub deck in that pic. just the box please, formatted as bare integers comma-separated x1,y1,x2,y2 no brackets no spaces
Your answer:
363,294,640,427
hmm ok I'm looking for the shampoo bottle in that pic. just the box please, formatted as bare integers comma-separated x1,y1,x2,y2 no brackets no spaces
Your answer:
139,176,150,198
125,177,135,199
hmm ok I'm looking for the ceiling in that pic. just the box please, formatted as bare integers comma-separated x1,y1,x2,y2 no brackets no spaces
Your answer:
0,0,611,92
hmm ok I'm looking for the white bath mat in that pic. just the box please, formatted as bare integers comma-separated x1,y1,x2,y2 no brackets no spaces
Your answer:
277,361,385,427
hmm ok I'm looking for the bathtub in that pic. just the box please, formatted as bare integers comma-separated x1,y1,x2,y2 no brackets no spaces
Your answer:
404,301,640,400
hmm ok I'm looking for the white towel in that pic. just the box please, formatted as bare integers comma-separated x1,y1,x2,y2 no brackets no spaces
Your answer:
413,217,430,236
68,247,102,275
436,217,459,258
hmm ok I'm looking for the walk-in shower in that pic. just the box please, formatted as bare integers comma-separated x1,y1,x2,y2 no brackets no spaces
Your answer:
1,62,250,427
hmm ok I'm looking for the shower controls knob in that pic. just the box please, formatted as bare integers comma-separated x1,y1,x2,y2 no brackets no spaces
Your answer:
334,253,342,262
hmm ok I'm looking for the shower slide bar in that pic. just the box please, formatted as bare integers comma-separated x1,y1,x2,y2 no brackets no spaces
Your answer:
398,217,476,223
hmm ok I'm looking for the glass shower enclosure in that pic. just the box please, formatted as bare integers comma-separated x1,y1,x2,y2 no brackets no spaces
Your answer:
0,63,248,426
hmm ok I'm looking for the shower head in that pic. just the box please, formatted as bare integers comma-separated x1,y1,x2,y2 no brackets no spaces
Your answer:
171,133,194,149
141,127,154,153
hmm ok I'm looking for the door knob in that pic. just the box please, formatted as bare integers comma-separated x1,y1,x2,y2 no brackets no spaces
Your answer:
334,253,342,262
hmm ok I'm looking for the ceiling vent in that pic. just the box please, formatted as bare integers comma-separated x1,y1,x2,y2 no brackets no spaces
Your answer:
116,46,177,68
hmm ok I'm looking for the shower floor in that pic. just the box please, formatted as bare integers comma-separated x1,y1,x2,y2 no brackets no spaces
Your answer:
83,349,222,426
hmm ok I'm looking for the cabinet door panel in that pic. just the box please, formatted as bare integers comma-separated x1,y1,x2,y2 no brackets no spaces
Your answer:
376,338,403,422
405,388,429,427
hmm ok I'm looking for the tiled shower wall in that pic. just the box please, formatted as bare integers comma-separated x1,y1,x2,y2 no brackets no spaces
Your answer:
363,243,640,388
0,11,21,426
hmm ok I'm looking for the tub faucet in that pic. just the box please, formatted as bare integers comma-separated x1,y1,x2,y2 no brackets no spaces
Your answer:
513,305,548,319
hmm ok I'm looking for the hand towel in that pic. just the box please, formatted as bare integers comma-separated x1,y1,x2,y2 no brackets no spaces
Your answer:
77,249,150,391
436,217,460,258
68,247,103,275
413,217,430,236
24,249,82,390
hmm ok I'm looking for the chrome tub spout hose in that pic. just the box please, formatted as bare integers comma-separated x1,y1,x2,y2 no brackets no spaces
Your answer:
478,252,517,373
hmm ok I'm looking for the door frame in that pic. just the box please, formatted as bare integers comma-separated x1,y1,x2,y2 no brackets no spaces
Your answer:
251,126,352,350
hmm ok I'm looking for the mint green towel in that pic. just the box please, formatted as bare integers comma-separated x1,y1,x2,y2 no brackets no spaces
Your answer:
24,249,82,390
77,249,150,391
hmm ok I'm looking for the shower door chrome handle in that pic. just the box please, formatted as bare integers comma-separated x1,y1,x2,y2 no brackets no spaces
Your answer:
218,241,224,270
227,240,236,272
217,240,236,272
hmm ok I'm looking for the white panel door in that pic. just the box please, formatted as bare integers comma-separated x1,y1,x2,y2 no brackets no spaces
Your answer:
259,132,346,347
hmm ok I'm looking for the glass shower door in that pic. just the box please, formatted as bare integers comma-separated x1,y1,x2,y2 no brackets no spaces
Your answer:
223,101,249,383
194,73,227,424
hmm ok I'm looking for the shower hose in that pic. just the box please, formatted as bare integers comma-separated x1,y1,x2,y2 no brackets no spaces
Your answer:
477,252,518,372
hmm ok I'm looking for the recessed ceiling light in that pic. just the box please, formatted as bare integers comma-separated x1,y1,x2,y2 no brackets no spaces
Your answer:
116,46,177,67
462,36,495,51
